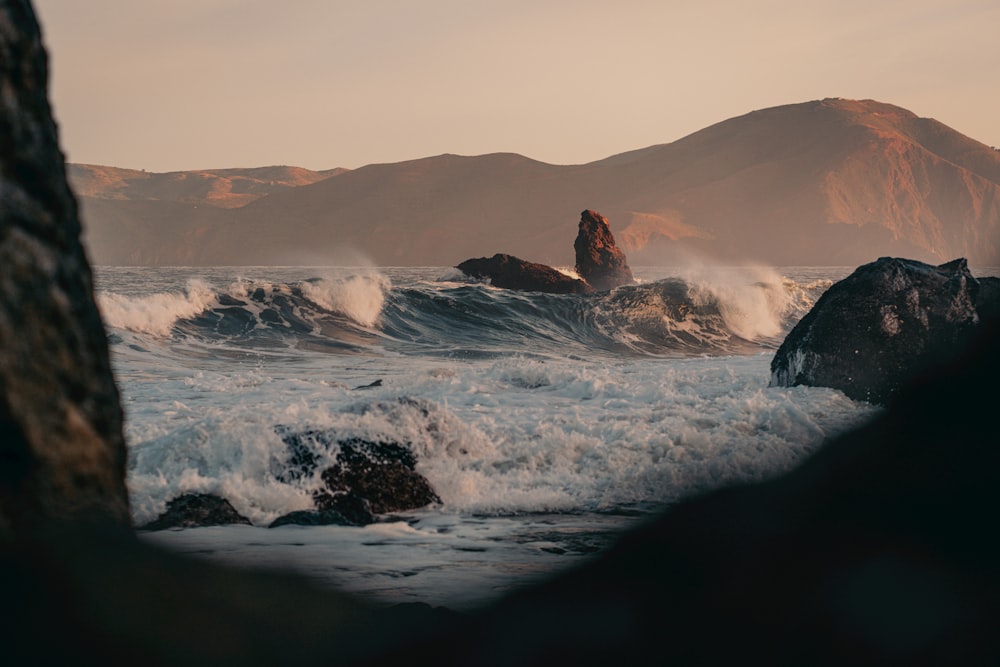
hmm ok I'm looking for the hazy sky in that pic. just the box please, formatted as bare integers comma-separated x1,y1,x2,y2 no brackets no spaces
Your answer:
32,0,1000,172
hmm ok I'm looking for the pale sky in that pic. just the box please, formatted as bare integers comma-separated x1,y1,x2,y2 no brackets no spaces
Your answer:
32,0,1000,172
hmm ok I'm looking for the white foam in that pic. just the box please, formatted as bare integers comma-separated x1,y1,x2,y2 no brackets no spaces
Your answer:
682,264,794,340
123,353,875,525
298,271,390,327
98,279,216,335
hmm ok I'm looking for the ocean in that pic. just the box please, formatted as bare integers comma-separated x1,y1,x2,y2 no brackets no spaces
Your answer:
95,264,879,610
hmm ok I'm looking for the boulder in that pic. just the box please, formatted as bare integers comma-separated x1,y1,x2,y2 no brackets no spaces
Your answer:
457,253,593,294
770,256,996,404
320,438,440,515
0,0,129,533
138,493,251,531
276,428,440,515
574,209,634,291
271,492,375,527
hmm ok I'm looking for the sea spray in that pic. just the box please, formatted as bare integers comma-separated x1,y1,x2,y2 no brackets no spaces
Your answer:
98,278,217,335
298,271,390,327
680,264,793,341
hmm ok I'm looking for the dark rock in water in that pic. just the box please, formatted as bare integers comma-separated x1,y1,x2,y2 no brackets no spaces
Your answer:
0,1,130,532
275,428,439,514
138,493,251,531
353,379,383,390
574,209,634,291
269,508,360,528
313,491,376,525
457,253,593,294
269,490,375,528
321,438,440,514
770,256,992,404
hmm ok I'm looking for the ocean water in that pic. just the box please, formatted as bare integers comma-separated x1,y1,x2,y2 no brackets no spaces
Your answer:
95,264,879,609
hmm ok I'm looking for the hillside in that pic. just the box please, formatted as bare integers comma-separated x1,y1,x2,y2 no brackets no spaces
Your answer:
75,99,1000,267
69,164,345,209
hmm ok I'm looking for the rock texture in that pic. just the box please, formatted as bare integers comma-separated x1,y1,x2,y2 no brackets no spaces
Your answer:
457,253,593,294
574,209,634,291
770,256,997,404
277,428,440,521
138,493,251,531
0,0,129,533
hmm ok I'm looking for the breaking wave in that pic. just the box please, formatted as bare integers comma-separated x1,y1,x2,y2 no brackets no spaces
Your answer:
99,267,829,358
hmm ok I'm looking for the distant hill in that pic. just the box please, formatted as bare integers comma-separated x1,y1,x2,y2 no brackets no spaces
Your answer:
69,164,346,209
75,99,1000,267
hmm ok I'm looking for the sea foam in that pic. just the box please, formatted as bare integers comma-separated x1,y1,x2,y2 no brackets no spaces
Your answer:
98,279,217,335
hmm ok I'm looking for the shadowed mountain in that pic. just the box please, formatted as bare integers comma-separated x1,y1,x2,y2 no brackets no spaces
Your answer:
77,99,1000,267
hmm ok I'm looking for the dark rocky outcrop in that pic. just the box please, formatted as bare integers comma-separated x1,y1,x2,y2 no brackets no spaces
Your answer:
271,492,375,528
574,209,634,291
770,256,998,404
456,210,633,294
0,0,129,533
276,428,440,518
320,438,440,515
138,493,251,531
456,253,593,294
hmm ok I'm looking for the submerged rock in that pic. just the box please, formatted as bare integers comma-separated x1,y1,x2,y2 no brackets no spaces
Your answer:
456,253,593,294
138,493,251,531
574,209,634,291
770,256,995,404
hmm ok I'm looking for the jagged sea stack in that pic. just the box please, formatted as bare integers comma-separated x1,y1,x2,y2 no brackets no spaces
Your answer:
574,210,634,291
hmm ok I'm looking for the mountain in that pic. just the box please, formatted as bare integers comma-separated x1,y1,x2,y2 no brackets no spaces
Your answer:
75,99,1000,267
69,164,346,209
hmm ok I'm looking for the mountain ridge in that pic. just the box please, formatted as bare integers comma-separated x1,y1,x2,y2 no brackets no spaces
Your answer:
74,98,1000,267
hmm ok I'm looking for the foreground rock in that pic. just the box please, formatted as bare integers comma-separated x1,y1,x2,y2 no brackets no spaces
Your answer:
0,0,129,532
770,256,997,404
574,209,634,291
138,494,251,531
456,253,593,294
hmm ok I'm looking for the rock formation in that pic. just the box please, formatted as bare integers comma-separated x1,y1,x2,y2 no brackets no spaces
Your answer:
0,0,129,533
457,253,593,294
770,256,998,404
138,493,251,531
574,209,634,291
276,428,440,523
456,210,633,294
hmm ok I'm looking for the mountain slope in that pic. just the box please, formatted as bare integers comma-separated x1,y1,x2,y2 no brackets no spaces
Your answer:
77,99,1000,267
70,164,345,209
